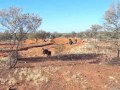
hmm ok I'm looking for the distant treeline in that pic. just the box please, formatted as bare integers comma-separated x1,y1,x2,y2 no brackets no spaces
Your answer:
0,30,119,41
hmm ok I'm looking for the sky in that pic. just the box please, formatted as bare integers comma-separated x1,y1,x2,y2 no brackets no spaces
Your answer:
0,0,113,33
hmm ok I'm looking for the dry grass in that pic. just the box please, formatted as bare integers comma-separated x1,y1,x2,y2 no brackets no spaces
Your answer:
0,67,50,86
54,44,65,59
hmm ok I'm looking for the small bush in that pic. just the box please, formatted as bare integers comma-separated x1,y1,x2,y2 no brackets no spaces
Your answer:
54,44,65,60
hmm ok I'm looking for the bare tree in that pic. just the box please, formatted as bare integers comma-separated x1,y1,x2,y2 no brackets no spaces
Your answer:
104,2,120,57
0,7,41,68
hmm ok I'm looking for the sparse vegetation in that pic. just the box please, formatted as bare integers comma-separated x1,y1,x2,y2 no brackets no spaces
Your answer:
0,1,120,90
54,44,65,60
104,2,120,57
0,7,41,68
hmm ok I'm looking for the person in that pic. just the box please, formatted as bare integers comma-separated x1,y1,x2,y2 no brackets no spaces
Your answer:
75,39,77,44
69,39,73,45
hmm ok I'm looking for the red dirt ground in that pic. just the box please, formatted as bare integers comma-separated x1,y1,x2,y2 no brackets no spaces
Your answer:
19,38,83,58
0,37,83,58
0,38,120,90
53,37,82,44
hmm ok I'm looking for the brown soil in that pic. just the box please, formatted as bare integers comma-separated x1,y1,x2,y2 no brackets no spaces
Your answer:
53,37,82,44
0,38,120,90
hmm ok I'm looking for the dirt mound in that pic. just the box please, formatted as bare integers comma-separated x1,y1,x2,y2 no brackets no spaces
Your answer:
53,37,82,44
24,39,44,44
19,38,83,57
24,38,83,45
0,38,84,58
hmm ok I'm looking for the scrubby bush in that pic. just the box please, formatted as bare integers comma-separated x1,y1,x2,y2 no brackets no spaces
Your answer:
54,44,65,60
0,31,12,41
28,30,51,43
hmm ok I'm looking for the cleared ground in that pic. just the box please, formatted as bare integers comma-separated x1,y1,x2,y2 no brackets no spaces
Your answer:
0,38,120,90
